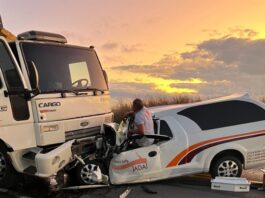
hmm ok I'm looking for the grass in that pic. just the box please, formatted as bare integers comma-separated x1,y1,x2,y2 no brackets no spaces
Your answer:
112,95,201,123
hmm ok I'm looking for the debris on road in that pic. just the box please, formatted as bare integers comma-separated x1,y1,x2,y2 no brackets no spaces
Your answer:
211,177,250,192
119,187,132,198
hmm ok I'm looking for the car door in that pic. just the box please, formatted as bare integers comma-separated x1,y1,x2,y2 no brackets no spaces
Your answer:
109,144,162,184
0,38,36,150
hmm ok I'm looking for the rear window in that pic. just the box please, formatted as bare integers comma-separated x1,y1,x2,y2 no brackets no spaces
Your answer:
178,100,265,130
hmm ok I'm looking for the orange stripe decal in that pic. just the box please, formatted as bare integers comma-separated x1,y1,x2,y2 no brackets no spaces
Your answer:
166,129,265,168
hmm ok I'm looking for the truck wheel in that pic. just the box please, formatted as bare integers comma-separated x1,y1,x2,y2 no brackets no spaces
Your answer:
210,156,242,178
0,144,18,188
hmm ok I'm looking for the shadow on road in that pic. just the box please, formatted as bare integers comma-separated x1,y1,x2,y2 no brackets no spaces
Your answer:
0,174,264,198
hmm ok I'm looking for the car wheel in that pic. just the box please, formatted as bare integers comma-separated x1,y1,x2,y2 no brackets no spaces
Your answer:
0,144,18,188
72,160,103,185
210,155,242,178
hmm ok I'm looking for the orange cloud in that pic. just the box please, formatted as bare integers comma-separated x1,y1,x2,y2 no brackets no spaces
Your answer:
108,69,207,94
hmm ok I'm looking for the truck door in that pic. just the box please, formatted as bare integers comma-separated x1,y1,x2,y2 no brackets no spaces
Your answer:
0,38,36,150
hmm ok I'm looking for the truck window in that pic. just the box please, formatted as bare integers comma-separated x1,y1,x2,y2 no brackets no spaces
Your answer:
0,41,29,121
9,42,20,67
21,43,108,93
0,42,23,89
178,100,265,130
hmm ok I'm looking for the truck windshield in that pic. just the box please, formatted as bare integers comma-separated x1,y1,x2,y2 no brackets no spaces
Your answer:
21,42,108,93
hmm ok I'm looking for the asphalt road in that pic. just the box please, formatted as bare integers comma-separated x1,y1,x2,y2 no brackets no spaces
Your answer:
0,176,264,198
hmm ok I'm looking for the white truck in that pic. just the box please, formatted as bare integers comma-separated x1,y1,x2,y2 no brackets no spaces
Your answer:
0,17,112,188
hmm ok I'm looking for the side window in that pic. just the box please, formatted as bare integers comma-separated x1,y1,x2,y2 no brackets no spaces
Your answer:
0,41,29,121
160,120,173,138
0,41,23,90
9,42,20,67
178,100,265,130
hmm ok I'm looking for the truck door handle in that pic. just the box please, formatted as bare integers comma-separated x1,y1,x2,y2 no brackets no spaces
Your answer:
148,151,157,157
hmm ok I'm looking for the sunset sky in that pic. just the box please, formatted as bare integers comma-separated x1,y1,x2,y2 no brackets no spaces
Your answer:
1,0,265,99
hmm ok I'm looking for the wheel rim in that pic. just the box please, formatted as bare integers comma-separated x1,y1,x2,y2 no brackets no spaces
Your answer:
217,160,239,177
0,153,6,179
80,164,99,184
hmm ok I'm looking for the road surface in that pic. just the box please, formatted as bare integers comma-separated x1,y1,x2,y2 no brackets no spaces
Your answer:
0,175,264,198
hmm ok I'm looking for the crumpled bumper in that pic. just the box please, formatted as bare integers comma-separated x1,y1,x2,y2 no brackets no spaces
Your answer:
35,140,75,177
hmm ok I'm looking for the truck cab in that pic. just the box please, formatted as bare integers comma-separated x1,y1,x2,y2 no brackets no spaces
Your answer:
0,31,112,187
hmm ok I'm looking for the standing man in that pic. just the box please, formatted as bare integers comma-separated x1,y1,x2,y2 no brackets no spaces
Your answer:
124,98,155,147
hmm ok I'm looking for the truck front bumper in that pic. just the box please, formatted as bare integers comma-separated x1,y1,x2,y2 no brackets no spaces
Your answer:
35,140,75,177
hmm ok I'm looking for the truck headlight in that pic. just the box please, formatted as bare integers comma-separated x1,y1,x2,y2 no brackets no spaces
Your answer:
41,125,59,132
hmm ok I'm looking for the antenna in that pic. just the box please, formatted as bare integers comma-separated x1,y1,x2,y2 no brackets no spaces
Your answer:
0,15,3,28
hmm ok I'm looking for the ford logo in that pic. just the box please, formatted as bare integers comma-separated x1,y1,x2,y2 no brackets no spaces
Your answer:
80,121,89,127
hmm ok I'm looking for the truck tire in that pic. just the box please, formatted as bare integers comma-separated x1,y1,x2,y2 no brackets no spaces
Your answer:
0,144,18,188
210,155,242,178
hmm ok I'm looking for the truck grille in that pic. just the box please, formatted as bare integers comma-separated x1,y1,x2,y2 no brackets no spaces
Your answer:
65,126,101,141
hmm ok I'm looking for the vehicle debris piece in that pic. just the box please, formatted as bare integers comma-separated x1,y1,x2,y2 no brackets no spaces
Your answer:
119,187,132,198
211,177,250,192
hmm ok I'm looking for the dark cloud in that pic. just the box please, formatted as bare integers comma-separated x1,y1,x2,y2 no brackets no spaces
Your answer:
101,42,119,50
121,44,143,53
228,28,258,39
109,82,168,99
198,37,265,74
101,42,143,53
202,28,258,39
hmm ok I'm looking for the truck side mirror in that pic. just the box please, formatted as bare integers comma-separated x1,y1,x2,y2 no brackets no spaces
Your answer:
103,70,108,86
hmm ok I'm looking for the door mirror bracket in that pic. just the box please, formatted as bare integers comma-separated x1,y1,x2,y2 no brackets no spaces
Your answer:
3,88,40,100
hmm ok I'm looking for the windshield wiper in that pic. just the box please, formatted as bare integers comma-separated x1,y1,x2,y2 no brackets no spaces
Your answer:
81,87,107,95
41,89,86,96
41,88,105,97
85,87,105,92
